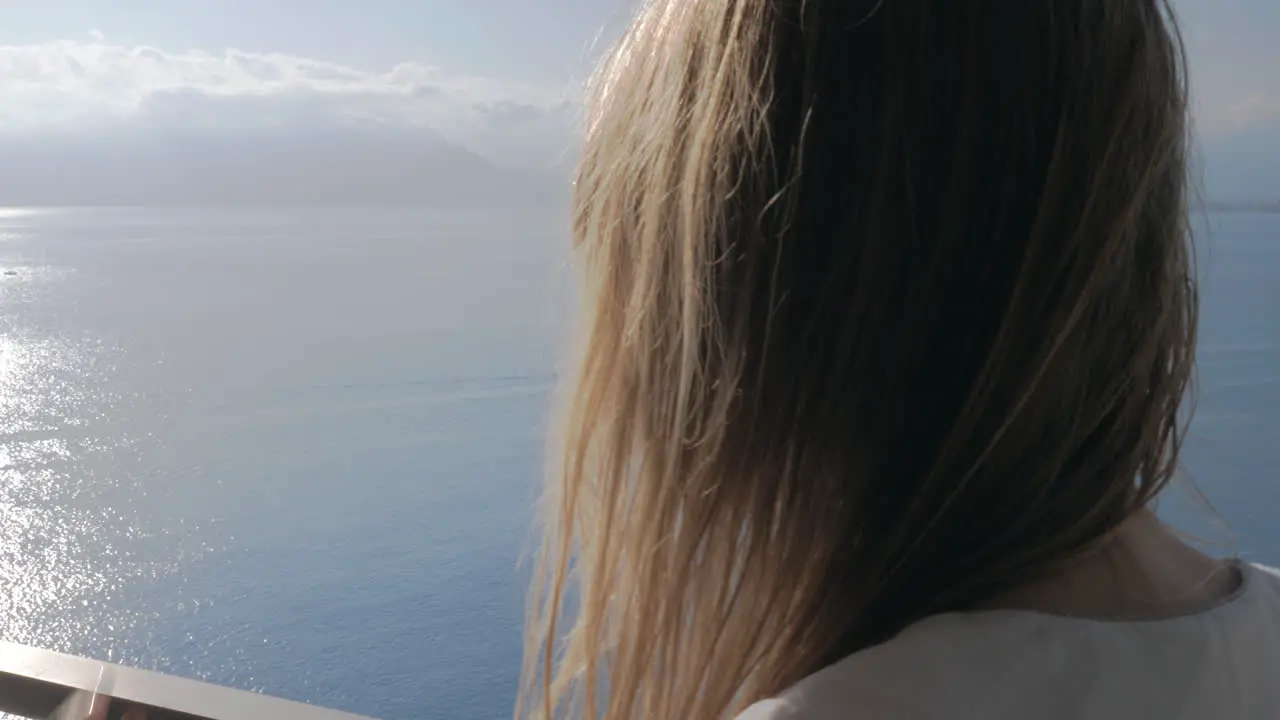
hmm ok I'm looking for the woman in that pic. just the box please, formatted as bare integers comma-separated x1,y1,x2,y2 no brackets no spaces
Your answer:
521,0,1279,718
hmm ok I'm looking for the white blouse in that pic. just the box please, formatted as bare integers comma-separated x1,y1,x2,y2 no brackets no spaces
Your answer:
738,563,1280,719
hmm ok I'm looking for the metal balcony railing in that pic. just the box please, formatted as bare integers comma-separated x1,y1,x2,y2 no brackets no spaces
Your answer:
0,642,375,720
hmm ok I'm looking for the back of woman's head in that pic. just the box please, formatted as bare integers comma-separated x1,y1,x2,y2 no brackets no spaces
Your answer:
523,1,1196,717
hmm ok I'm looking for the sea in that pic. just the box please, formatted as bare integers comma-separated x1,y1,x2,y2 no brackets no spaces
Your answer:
0,207,1276,719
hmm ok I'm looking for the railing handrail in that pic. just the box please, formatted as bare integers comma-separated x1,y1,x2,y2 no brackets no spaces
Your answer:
0,641,376,720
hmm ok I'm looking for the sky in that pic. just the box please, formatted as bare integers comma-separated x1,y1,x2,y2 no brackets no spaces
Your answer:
0,0,1274,191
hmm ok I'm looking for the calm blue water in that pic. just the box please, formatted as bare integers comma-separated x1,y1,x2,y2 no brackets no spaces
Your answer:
0,208,1276,719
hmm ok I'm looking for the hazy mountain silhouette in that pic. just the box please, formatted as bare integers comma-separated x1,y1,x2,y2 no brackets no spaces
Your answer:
0,128,570,207
0,125,1273,209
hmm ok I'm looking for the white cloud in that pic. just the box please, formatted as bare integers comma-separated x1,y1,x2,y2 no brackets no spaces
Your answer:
0,33,1271,167
1194,91,1280,137
1222,95,1280,132
0,39,578,165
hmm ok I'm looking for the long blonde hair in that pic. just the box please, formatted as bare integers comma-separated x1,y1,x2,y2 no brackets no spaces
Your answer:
522,1,1196,717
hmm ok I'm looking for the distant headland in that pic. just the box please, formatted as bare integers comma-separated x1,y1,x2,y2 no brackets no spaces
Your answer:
1203,200,1280,214
0,129,571,208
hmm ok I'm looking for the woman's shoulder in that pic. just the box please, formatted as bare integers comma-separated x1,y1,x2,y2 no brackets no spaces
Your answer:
736,562,1280,719
735,696,926,720
1254,562,1280,584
